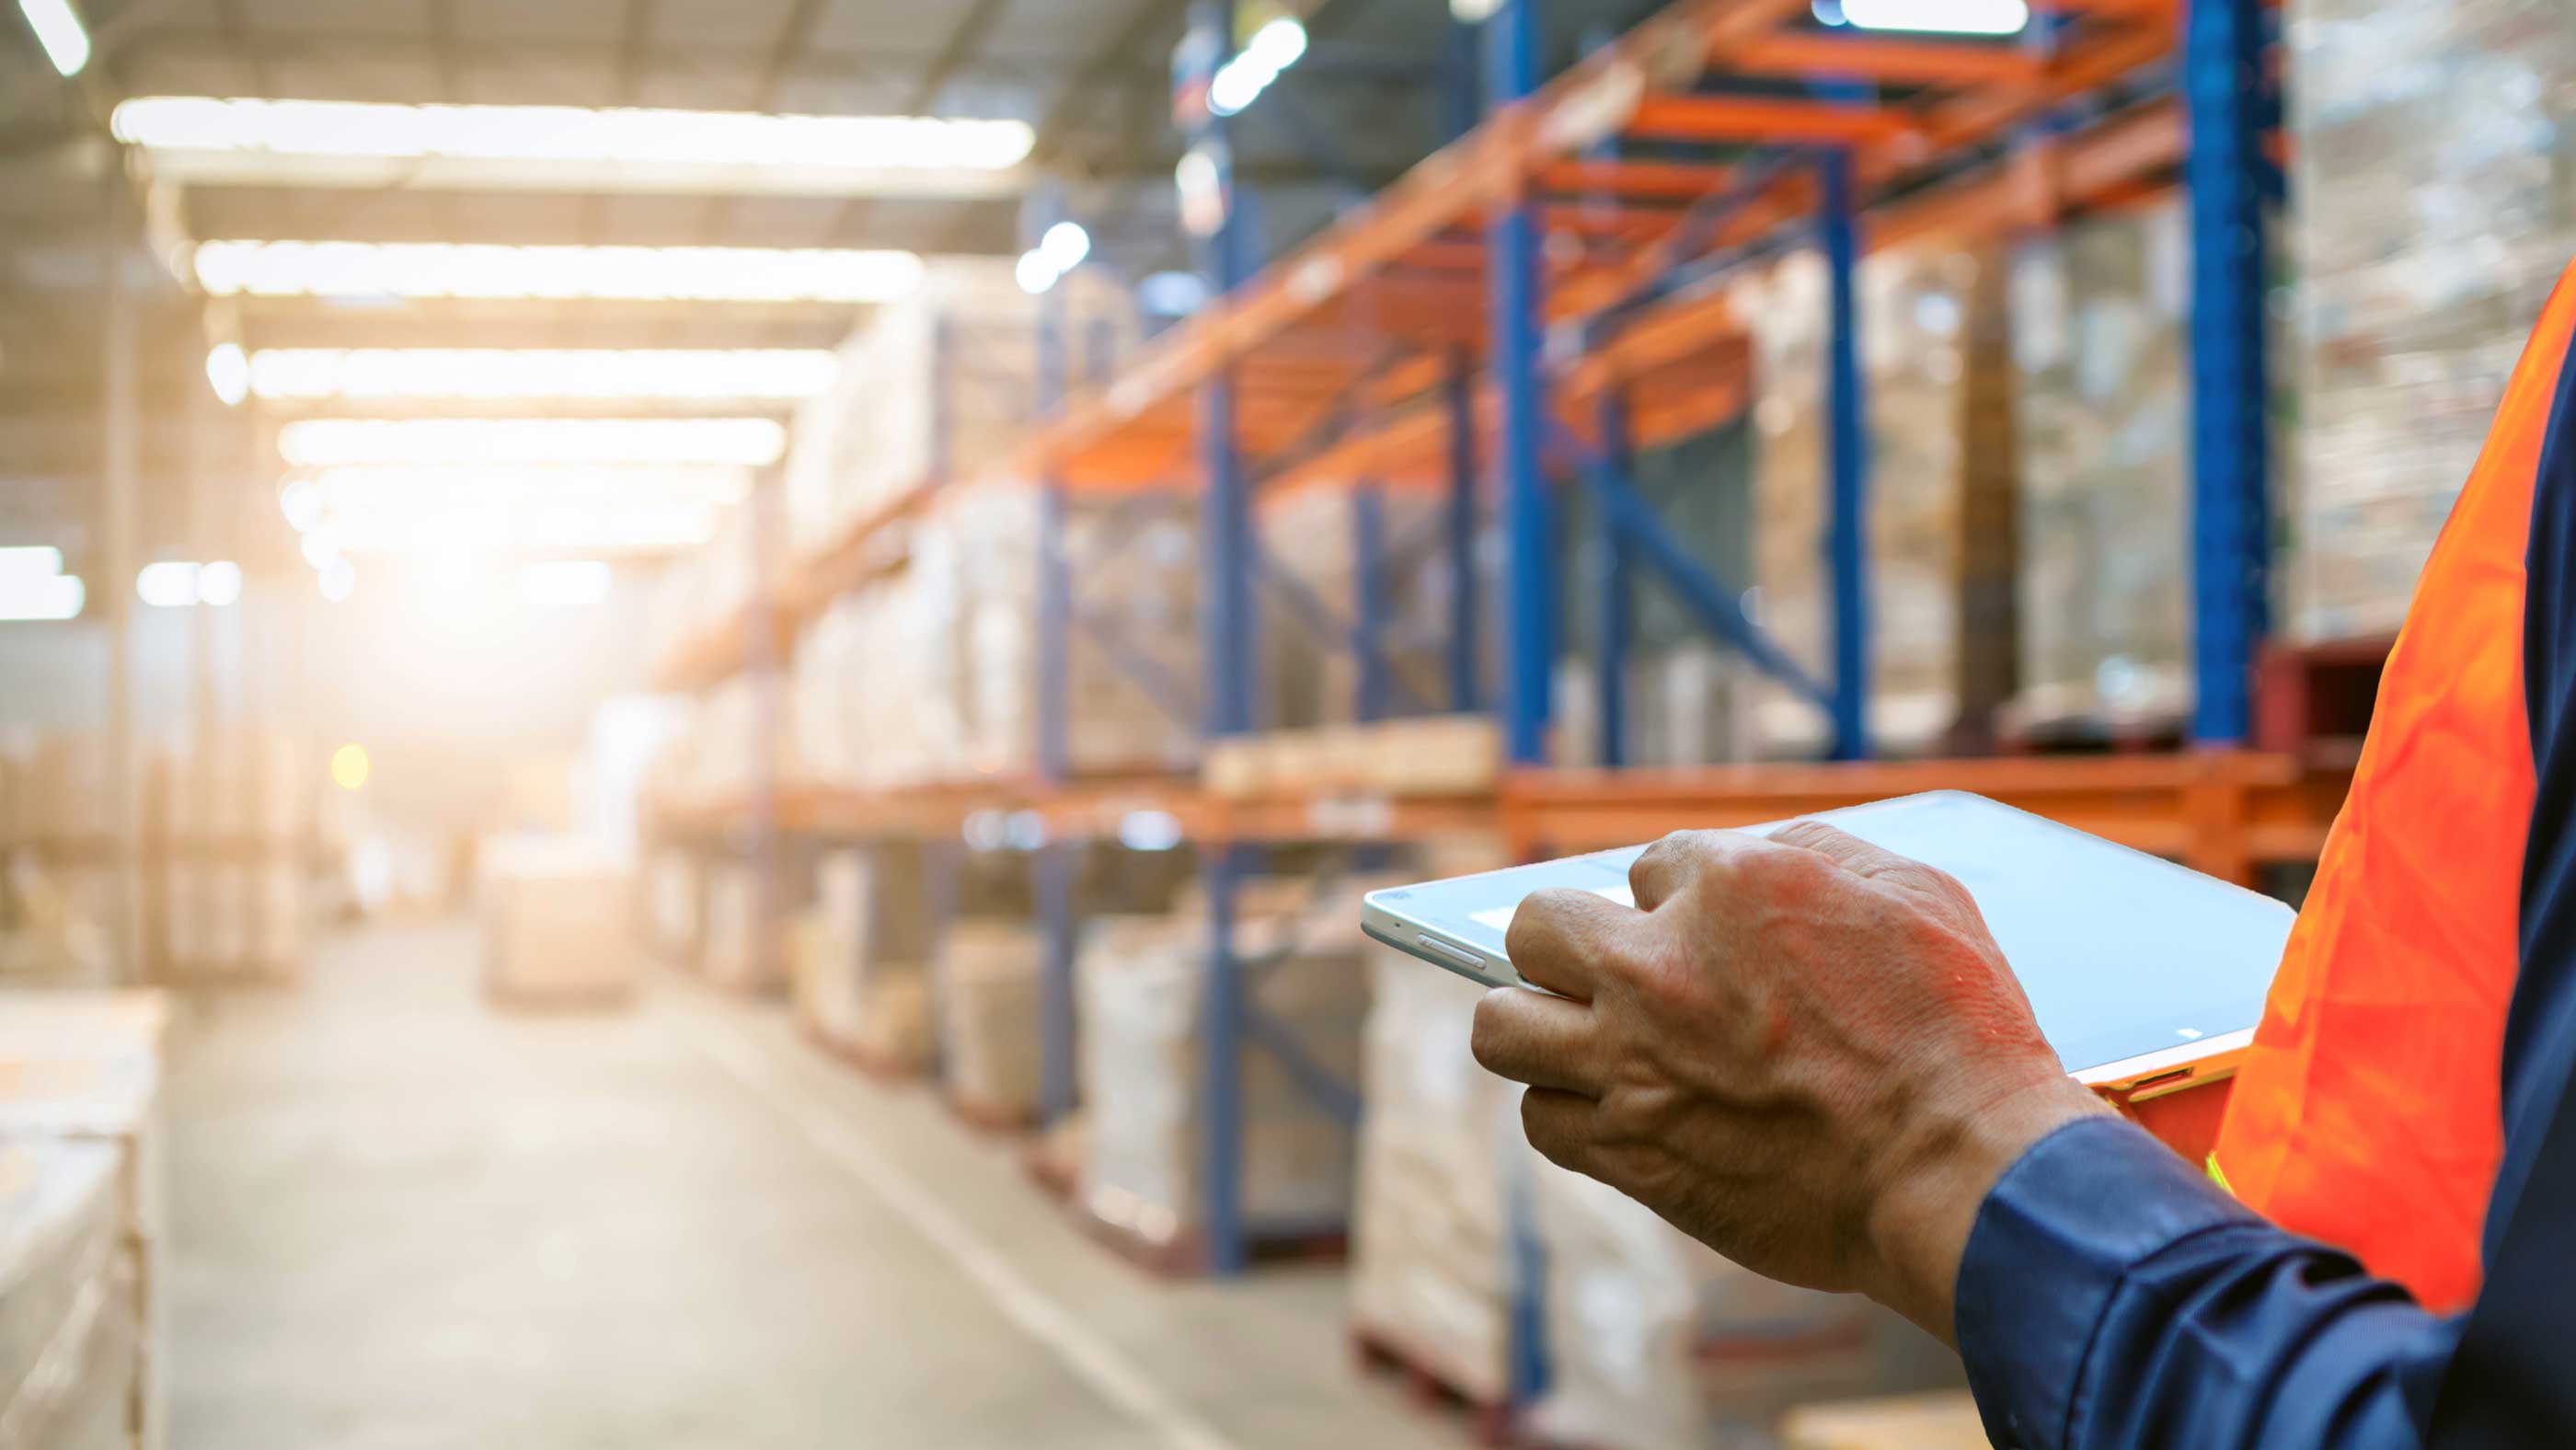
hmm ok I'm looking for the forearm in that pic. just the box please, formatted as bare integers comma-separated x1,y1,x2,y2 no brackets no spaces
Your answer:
1952,1116,2455,1450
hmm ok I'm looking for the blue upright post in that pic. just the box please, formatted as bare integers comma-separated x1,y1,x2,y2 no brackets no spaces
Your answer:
2184,0,2271,743
1596,390,1633,768
1445,349,1480,712
1181,0,1255,1277
1820,150,1870,762
1032,189,1080,1124
1353,482,1391,722
1486,0,1551,766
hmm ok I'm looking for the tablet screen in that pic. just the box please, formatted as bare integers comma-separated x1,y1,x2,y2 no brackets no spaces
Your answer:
1367,791,2295,1076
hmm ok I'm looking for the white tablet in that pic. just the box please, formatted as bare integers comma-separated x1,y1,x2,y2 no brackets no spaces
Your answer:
1360,790,2294,1095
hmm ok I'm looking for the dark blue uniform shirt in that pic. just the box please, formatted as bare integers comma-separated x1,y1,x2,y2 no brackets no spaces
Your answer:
1953,329,2576,1447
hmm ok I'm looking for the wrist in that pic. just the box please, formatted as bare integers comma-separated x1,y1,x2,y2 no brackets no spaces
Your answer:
1861,1072,2110,1343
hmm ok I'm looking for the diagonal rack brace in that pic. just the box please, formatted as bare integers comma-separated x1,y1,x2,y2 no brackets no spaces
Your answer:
1547,416,1833,714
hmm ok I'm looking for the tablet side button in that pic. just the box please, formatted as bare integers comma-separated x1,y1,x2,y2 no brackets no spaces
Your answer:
1415,936,1487,970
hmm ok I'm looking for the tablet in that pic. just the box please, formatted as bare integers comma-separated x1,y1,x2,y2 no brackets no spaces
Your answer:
1360,790,2294,1095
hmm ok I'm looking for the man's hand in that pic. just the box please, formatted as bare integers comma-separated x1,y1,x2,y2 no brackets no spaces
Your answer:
1469,823,2110,1341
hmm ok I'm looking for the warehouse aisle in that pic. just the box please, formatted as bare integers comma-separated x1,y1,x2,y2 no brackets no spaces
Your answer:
164,920,1469,1450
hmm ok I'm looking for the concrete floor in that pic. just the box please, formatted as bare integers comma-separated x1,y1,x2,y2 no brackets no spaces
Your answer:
165,920,1472,1450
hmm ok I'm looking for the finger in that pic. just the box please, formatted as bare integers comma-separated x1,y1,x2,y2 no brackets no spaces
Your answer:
1627,828,1772,913
1472,986,1604,1097
1502,886,1638,1001
1519,1088,1598,1175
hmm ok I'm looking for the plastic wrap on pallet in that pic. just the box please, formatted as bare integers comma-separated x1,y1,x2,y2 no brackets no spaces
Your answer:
1255,489,1453,731
940,921,1044,1121
1524,1155,1892,1450
0,1139,138,1450
0,992,167,1450
1077,889,1372,1254
791,850,934,1073
782,260,1141,559
794,481,1199,790
1736,247,1974,756
478,837,637,1004
2287,0,2576,641
1349,949,1521,1408
2007,200,2195,735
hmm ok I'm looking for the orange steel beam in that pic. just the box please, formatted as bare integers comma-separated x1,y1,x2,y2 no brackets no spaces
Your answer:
1538,158,1737,201
1727,33,2049,87
1627,94,1926,146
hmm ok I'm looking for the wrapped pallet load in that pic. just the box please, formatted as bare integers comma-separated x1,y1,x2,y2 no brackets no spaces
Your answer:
0,991,169,1450
1349,947,1523,1408
781,259,1137,559
940,921,1044,1126
792,849,934,1075
1739,247,1974,756
2287,0,2576,640
1523,1155,1893,1450
2008,199,2194,738
1078,880,1370,1262
478,837,638,1007
1256,488,1453,733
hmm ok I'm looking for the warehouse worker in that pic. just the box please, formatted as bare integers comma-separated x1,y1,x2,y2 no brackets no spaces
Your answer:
1472,259,2576,1445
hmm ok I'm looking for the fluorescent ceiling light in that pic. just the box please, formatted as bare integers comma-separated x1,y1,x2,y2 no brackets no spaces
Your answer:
205,342,249,406
136,561,201,608
317,558,355,602
197,560,244,606
278,478,325,533
325,502,721,555
193,240,925,305
1015,250,1059,295
277,418,786,468
312,466,751,512
1207,18,1307,118
247,349,837,403
1833,0,2028,35
110,98,1033,171
17,0,89,77
518,560,615,609
1040,222,1090,273
0,545,84,622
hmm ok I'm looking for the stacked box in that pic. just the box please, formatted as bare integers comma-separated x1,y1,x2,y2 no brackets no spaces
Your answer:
1349,949,1522,1406
790,851,934,1073
2007,200,2196,732
2287,0,2576,640
1523,1155,1893,1450
1255,489,1453,731
792,482,1200,791
1078,884,1372,1253
940,922,1044,1121
0,992,168,1450
1736,247,1975,756
478,838,638,1006
782,260,1138,558
153,730,311,985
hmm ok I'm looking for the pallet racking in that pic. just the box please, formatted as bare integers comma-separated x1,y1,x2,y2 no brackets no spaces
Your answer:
648,0,2331,1279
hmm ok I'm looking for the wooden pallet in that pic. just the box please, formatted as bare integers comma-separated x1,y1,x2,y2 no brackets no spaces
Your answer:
1350,1324,1515,1447
799,1024,927,1086
945,1090,1039,1137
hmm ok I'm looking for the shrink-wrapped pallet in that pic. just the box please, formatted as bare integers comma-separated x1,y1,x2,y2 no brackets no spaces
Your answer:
645,851,698,962
1255,489,1454,731
782,261,1138,558
940,922,1044,1122
1524,1156,1891,1450
0,1139,137,1450
2008,200,2195,734
478,838,638,1006
1349,949,1521,1406
1078,888,1370,1254
790,850,934,1073
1739,247,1974,755
2287,0,2576,640
0,992,167,1450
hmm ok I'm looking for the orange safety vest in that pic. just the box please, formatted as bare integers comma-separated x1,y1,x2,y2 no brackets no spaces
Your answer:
2209,261,2576,1314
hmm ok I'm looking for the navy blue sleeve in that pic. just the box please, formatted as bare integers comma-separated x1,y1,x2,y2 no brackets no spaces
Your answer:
1952,320,2576,1450
1955,1117,2454,1448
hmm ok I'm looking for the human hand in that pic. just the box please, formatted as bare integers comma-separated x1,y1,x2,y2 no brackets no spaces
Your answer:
1469,823,2110,1341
